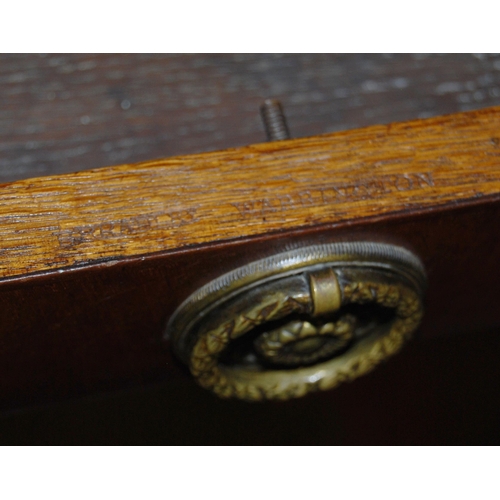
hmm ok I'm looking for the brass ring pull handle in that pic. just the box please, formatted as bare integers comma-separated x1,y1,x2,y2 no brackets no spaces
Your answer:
167,242,426,401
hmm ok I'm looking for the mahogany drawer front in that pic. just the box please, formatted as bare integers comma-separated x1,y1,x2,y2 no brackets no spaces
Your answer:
1,54,500,444
0,106,499,409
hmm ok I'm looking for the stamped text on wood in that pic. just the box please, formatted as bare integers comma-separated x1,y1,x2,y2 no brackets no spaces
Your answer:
0,107,499,280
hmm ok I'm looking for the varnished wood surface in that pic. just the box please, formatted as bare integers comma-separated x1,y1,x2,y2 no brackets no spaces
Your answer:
3,326,499,445
2,54,500,183
1,201,499,410
1,55,500,444
0,108,499,410
1,106,500,280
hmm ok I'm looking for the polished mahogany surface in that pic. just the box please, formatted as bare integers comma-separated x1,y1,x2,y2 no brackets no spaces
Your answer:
0,54,499,444
0,199,498,411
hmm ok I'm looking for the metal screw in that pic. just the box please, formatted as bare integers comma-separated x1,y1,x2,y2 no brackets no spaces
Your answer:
260,99,291,141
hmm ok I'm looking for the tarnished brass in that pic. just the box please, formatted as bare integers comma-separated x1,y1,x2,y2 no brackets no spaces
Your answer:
167,242,426,401
309,267,342,316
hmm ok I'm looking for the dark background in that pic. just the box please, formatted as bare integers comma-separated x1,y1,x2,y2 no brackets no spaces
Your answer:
2,54,500,183
0,54,499,444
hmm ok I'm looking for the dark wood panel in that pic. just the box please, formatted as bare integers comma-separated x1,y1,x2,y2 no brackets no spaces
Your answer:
1,54,500,182
1,199,499,410
1,325,499,445
1,54,500,444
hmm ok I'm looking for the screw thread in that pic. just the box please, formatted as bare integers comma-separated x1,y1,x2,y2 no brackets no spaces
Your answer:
260,99,291,141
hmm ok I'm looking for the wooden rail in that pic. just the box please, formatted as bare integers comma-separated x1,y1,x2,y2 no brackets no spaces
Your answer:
1,106,500,279
1,106,499,409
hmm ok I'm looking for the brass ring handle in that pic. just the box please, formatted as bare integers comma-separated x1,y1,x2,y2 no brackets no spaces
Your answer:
167,242,426,401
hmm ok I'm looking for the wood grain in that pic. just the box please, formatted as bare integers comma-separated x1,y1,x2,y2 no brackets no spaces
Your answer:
0,107,499,410
2,54,500,184
2,55,500,444
0,106,500,280
1,199,499,410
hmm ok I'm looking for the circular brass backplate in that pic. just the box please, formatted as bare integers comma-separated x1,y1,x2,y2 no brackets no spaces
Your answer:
166,242,426,401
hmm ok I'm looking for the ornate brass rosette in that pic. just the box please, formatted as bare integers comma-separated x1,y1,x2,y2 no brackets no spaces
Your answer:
166,242,426,401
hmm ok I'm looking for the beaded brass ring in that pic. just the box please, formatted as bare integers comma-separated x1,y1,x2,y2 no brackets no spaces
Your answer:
167,242,426,401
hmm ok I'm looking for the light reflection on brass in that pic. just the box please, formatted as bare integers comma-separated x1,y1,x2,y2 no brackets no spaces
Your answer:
167,242,426,401
310,267,342,316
